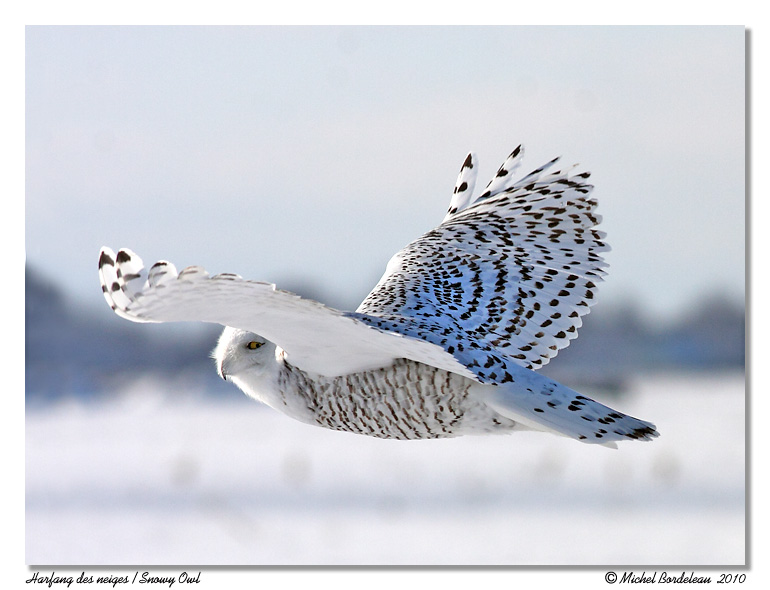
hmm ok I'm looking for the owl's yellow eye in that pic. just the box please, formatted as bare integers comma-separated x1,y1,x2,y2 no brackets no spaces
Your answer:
246,341,263,350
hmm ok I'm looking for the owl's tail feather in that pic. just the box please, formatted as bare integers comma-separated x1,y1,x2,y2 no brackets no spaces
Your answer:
475,370,658,448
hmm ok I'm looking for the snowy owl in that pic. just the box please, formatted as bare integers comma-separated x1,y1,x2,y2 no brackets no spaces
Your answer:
99,145,658,447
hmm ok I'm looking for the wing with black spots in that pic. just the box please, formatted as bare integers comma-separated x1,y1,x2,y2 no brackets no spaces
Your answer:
443,152,478,221
354,146,609,384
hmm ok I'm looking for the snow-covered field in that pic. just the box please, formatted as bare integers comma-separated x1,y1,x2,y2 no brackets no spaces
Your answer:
26,372,745,566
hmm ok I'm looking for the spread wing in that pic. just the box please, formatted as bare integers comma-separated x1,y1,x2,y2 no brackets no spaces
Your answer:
353,146,609,384
98,248,477,380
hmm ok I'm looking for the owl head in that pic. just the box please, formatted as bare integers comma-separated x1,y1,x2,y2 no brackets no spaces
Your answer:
213,327,277,382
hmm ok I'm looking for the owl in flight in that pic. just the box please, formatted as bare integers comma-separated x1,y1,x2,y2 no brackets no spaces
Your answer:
99,145,658,447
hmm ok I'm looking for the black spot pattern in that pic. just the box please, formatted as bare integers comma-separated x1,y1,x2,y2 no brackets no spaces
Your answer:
353,149,609,385
279,358,517,440
445,151,479,218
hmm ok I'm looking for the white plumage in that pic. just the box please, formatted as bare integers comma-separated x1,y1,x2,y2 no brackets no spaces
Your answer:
99,146,658,446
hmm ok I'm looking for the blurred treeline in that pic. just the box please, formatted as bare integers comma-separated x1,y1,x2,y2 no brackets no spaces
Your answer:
25,265,745,402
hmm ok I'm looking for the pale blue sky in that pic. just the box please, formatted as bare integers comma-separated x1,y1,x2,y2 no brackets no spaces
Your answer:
25,26,745,324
